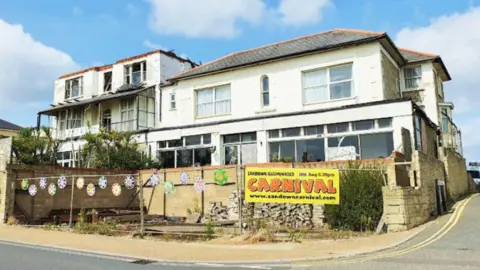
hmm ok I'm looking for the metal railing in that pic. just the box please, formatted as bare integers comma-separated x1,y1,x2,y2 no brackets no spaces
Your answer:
54,120,141,139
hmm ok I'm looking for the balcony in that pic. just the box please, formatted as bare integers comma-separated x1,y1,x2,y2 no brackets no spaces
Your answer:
55,120,144,140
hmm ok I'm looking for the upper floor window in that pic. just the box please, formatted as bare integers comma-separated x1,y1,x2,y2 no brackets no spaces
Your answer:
196,85,231,118
124,61,146,85
261,76,270,107
441,108,449,133
404,66,422,90
103,71,112,92
65,77,83,99
120,99,135,131
414,114,422,151
170,93,176,110
303,63,353,104
58,108,83,130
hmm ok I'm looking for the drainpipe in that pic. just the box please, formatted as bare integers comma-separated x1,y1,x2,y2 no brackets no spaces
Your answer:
158,84,162,123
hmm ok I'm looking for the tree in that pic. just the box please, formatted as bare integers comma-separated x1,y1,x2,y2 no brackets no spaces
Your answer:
11,127,60,165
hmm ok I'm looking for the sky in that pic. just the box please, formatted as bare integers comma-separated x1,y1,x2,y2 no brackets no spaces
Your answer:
0,0,479,164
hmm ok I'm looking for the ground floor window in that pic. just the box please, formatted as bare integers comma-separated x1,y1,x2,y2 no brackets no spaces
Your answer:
269,138,325,162
157,134,212,168
223,132,257,165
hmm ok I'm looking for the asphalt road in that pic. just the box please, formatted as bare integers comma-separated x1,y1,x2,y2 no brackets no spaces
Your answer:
0,194,478,270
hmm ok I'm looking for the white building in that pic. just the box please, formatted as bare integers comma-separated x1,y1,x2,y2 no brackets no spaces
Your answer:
38,29,462,168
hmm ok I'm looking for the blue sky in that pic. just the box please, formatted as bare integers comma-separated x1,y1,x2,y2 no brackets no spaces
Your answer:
0,0,479,163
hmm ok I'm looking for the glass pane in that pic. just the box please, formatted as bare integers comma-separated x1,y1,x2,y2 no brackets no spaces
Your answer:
197,89,214,104
269,141,295,162
64,151,71,160
305,125,323,136
194,148,211,166
442,118,449,132
197,102,214,117
177,149,193,168
158,151,175,168
224,145,238,165
327,135,359,160
405,66,421,78
241,132,257,142
240,144,257,165
378,118,392,128
224,134,240,144
185,135,201,146
262,92,270,106
330,81,352,99
215,85,231,101
282,128,301,137
262,76,269,91
296,139,325,162
303,69,327,88
214,100,231,115
269,130,280,138
203,134,211,144
167,139,182,147
360,132,394,159
330,64,352,82
304,85,328,103
158,141,167,148
327,123,349,133
353,120,374,131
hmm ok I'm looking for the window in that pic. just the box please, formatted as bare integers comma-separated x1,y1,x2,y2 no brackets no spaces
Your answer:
327,136,360,160
56,151,73,168
121,99,135,131
170,93,176,110
282,128,301,137
359,133,394,159
327,123,349,133
103,71,112,92
124,61,146,85
303,63,353,103
353,120,374,131
67,108,83,129
261,76,270,107
223,132,257,165
65,77,83,99
156,134,213,168
268,130,280,138
269,139,325,163
404,66,422,90
196,85,231,117
378,118,392,128
185,135,201,146
304,125,324,136
441,108,449,133
414,114,423,151
58,111,66,131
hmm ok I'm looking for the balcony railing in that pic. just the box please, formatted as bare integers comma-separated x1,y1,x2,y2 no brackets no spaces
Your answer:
55,120,140,140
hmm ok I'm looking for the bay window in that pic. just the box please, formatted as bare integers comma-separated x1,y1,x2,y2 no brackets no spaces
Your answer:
303,63,353,104
196,85,231,117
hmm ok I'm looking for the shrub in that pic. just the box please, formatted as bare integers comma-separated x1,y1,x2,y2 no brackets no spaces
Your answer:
324,162,384,232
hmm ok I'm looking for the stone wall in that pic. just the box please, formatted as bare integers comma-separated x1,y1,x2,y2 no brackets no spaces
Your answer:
0,137,12,222
381,52,401,100
443,148,476,201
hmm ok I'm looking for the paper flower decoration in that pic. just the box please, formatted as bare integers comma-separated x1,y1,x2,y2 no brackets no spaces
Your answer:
193,177,206,193
213,169,228,185
98,176,108,189
163,181,175,194
28,184,37,196
48,183,56,196
87,183,95,196
21,179,29,190
76,177,85,189
149,173,160,186
39,178,47,189
112,183,122,196
57,176,67,189
179,171,190,185
124,175,135,189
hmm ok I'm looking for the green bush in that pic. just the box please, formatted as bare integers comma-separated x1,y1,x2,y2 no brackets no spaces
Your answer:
324,162,384,232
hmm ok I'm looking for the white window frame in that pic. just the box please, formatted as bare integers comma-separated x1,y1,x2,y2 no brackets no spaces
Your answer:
65,77,83,99
404,66,422,90
195,85,231,118
120,98,135,131
261,75,270,107
157,134,212,168
103,71,112,92
124,61,146,85
302,63,354,104
170,93,176,110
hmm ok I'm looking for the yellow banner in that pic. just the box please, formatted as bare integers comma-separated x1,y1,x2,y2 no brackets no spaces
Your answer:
244,167,340,205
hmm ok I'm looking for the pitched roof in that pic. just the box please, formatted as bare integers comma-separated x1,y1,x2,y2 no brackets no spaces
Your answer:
0,119,22,131
170,29,403,81
399,48,451,81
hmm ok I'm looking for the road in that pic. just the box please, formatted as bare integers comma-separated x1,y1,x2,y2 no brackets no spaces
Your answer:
0,194,478,270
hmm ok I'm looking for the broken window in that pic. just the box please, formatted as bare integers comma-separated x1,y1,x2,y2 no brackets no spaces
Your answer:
103,71,112,92
65,77,83,99
124,61,146,85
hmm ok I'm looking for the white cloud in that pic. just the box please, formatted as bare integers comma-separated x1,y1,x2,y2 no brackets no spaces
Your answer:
277,0,332,26
395,6,480,161
0,19,79,109
143,39,168,51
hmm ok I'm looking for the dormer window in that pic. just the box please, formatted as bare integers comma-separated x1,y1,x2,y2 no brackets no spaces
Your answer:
404,66,422,90
124,61,146,85
65,77,83,99
103,71,112,92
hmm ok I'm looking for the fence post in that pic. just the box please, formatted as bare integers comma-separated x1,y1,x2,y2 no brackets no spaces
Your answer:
239,165,244,235
68,175,75,228
201,167,204,215
138,173,145,238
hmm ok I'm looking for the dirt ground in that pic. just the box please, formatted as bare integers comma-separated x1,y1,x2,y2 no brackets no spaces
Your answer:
0,223,429,262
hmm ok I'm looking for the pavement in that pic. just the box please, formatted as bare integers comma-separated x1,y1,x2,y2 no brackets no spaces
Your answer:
0,193,478,269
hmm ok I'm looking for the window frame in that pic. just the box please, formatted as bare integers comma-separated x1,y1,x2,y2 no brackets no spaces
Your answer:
195,84,231,118
103,71,112,92
156,134,213,168
65,76,83,100
120,98,135,131
170,93,176,110
404,65,422,90
124,61,147,85
261,75,270,107
222,132,257,165
414,114,423,151
302,63,354,104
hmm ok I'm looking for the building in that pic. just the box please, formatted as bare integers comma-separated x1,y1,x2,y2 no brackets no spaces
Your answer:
38,29,463,168
0,119,21,138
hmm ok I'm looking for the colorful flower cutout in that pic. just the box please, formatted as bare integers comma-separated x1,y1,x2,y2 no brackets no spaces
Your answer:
21,179,29,190
163,180,175,194
149,173,160,186
98,176,108,189
48,183,56,196
179,171,190,185
213,169,228,185
124,175,135,189
57,176,67,189
87,183,96,196
193,177,206,193
28,184,37,196
112,183,122,196
39,178,47,189
76,177,85,189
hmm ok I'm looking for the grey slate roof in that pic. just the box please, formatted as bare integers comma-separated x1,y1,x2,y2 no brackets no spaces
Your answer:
0,119,22,131
171,29,388,81
400,49,438,63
